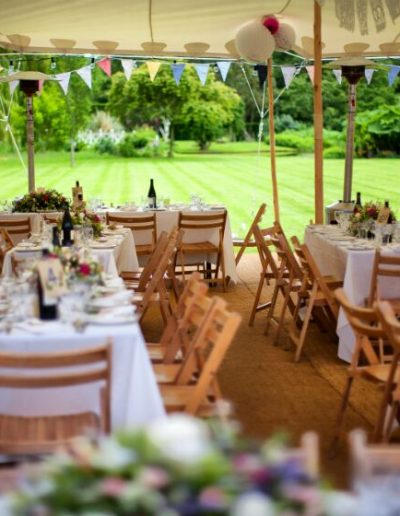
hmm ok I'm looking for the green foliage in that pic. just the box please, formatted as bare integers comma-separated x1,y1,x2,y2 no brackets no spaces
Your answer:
94,136,118,155
323,146,346,159
117,127,166,157
270,128,344,155
355,104,400,157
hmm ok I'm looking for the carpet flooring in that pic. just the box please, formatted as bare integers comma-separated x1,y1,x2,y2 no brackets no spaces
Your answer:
142,254,383,489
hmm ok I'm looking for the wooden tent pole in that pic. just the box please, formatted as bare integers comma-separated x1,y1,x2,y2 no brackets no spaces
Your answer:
267,57,280,222
313,0,324,223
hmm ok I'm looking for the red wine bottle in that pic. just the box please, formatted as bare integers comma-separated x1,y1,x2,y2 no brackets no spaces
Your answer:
147,179,157,209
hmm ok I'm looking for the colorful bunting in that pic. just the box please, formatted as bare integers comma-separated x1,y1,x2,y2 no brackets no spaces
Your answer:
57,72,71,95
9,81,18,95
76,65,92,89
216,61,231,82
147,61,161,81
306,65,315,84
281,65,297,88
194,63,209,85
332,69,342,84
171,63,185,85
364,68,375,84
121,59,135,80
97,57,111,76
388,65,400,86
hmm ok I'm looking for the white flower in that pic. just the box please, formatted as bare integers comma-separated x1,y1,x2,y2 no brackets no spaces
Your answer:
230,492,275,516
91,437,135,470
147,414,211,464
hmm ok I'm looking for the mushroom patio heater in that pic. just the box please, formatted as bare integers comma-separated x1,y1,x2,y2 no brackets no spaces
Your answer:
325,57,374,222
0,71,56,192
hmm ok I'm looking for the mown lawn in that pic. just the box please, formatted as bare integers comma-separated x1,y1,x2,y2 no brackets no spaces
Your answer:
0,147,399,240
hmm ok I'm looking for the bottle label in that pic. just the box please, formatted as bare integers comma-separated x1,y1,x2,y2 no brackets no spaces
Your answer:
377,207,390,224
37,259,67,305
148,197,156,209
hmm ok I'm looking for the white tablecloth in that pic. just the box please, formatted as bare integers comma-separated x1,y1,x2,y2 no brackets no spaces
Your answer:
305,226,400,362
0,213,42,244
0,320,165,429
2,229,139,278
103,208,238,283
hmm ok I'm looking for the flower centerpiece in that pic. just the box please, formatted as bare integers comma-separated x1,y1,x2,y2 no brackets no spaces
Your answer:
52,248,103,285
71,208,103,238
12,189,70,213
8,415,326,515
349,200,396,236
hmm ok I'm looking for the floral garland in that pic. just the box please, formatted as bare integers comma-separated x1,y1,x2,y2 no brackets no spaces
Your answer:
12,189,70,213
8,415,325,515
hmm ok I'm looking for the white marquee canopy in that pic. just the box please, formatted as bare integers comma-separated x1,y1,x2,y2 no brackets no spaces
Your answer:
1,0,400,59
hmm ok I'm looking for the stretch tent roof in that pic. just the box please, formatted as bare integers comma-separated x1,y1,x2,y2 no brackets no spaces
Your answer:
0,0,400,59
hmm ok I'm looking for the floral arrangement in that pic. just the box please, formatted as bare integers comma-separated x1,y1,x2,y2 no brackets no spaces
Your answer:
9,415,326,515
71,208,103,238
12,189,70,213
52,249,103,284
349,200,396,235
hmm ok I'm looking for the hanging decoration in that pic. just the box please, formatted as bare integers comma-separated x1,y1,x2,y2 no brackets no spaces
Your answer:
120,59,135,80
194,63,209,85
76,65,92,89
216,61,231,81
96,57,111,76
235,19,276,62
147,61,161,81
388,65,400,85
335,0,400,34
332,68,342,84
171,63,185,84
306,65,315,84
274,23,297,51
57,72,71,95
281,65,297,88
364,68,375,84
9,81,18,95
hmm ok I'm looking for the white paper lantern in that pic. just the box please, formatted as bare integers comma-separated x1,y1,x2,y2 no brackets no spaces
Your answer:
235,20,276,63
274,23,296,51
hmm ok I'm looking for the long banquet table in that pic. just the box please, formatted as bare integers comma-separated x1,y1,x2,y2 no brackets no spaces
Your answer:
0,318,166,430
102,207,239,284
305,225,400,362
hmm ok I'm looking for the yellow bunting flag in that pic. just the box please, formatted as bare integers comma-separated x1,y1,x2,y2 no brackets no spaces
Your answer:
147,61,161,81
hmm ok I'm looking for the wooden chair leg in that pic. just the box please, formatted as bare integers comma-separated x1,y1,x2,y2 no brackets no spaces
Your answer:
264,283,280,336
291,283,317,362
330,376,354,454
273,286,291,345
249,272,267,326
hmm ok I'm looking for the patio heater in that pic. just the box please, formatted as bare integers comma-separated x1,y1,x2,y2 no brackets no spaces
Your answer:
325,57,374,223
0,71,56,193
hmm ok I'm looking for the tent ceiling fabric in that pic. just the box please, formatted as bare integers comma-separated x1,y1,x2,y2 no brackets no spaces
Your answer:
0,0,400,59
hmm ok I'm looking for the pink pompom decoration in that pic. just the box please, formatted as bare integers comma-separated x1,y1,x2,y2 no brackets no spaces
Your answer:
235,20,276,63
262,15,280,35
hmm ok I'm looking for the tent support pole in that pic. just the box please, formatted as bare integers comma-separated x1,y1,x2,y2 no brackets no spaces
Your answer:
313,0,324,223
267,57,280,222
26,94,35,193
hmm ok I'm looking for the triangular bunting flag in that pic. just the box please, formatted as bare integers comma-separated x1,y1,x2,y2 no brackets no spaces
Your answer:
306,65,314,84
121,59,135,80
171,63,185,85
281,65,297,88
97,57,111,76
364,68,375,85
57,72,71,95
194,63,209,85
147,61,161,81
36,79,44,96
388,65,400,86
9,81,18,95
332,69,342,84
216,61,231,82
76,65,92,89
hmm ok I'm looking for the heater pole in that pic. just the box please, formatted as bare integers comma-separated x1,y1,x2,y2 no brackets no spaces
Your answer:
26,93,35,193
343,82,356,203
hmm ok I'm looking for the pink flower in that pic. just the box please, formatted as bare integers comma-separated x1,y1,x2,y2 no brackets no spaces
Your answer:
100,476,127,497
138,467,170,489
367,207,377,218
79,263,91,276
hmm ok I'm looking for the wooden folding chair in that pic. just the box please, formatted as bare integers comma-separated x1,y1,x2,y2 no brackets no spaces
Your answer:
42,212,61,224
233,203,266,266
289,241,341,362
147,272,209,363
0,218,31,245
106,212,157,261
0,341,112,456
331,290,395,450
0,228,14,271
249,222,292,327
368,250,400,312
159,296,241,416
177,210,227,291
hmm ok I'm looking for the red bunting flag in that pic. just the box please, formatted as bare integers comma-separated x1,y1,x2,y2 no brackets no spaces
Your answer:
97,58,111,76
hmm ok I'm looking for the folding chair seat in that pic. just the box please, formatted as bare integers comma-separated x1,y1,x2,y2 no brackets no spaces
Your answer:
106,212,157,262
331,290,395,450
176,210,227,290
233,203,266,266
0,218,31,245
289,241,341,362
0,341,112,456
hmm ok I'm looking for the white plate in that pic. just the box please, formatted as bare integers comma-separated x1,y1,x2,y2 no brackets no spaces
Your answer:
15,246,42,252
86,314,136,325
90,243,117,249
329,236,354,241
347,246,374,251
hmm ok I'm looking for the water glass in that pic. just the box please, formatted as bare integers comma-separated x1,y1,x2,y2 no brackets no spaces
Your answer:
83,225,94,244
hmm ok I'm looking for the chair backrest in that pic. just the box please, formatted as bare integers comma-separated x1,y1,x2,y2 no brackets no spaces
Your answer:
0,340,112,452
335,288,387,366
178,210,227,243
43,212,61,224
0,229,13,270
349,429,400,486
106,213,157,248
368,250,400,307
137,231,169,291
235,203,267,265
0,218,31,245
253,223,282,280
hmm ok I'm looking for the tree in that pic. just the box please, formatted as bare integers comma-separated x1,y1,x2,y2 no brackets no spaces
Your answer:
107,64,243,154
